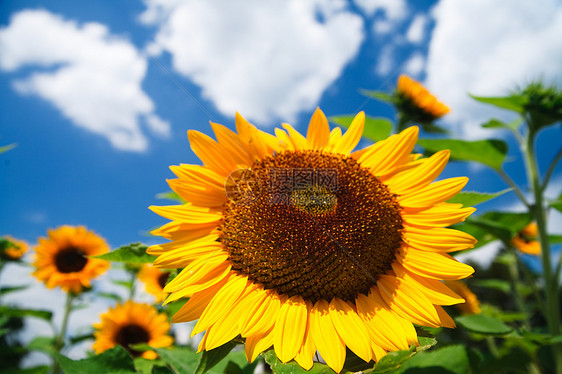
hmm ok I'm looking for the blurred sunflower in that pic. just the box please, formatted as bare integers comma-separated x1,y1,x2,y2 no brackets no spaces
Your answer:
138,264,170,303
445,280,481,315
149,108,476,372
32,225,109,293
93,301,173,359
511,222,541,255
395,74,450,132
1,236,28,261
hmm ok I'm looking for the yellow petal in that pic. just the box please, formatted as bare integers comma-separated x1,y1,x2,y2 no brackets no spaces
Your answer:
310,299,346,373
274,296,308,363
402,226,477,252
402,206,476,228
210,122,254,166
172,279,228,322
188,130,241,176
332,111,365,154
371,341,387,362
307,107,331,150
241,289,281,337
282,123,309,150
329,298,372,362
294,309,316,371
399,247,475,280
245,326,275,363
398,177,468,209
167,178,226,208
435,305,456,328
149,204,222,224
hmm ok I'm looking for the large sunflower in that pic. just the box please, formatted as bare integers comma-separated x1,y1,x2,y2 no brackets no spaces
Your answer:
149,109,476,372
32,225,109,293
93,301,173,359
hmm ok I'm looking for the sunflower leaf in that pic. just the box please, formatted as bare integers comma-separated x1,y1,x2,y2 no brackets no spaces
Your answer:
153,346,200,374
194,340,237,374
397,345,472,374
263,349,342,373
94,242,155,264
0,306,52,322
27,336,55,354
417,138,508,170
481,117,523,131
330,115,393,142
0,143,17,154
0,285,28,295
470,93,527,113
446,189,511,207
55,345,137,374
360,89,393,103
370,345,416,373
456,314,513,335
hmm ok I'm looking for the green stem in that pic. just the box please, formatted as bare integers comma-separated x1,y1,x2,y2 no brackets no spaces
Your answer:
486,336,500,359
541,147,562,194
129,270,136,301
496,169,531,208
525,129,562,374
506,250,530,330
53,292,74,374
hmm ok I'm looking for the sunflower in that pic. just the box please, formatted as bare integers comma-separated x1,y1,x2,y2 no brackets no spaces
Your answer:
93,301,173,359
445,280,481,315
138,264,170,303
1,236,28,261
511,222,541,255
395,75,450,131
32,225,109,293
149,108,476,372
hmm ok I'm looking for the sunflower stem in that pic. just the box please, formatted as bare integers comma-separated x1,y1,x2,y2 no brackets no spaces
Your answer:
524,126,562,374
506,249,530,330
496,168,531,209
53,292,74,374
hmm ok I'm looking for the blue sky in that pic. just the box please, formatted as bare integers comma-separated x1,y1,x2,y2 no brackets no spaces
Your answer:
1,0,561,252
1,0,562,365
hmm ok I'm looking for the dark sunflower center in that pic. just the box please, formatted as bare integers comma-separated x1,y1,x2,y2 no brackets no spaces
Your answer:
158,272,169,289
54,247,88,273
115,324,150,357
219,150,404,304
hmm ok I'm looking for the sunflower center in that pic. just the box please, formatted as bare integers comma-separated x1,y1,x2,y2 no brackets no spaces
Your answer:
219,150,404,304
158,272,169,290
54,247,88,273
115,324,150,357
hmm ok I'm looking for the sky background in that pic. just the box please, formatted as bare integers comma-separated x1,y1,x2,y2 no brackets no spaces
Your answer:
1,0,561,366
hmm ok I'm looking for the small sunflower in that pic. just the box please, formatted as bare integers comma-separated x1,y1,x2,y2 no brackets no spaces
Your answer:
395,74,450,131
93,301,173,359
32,225,109,293
149,108,476,372
511,222,541,255
445,280,481,315
1,236,28,261
138,264,170,303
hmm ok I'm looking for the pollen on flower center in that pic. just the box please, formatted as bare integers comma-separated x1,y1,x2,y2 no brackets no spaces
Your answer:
219,150,404,303
54,247,88,273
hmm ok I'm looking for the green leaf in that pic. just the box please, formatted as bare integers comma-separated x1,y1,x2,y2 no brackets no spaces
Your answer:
549,235,562,244
417,138,508,170
481,117,523,131
28,336,55,354
456,314,513,335
0,306,53,322
398,345,470,374
56,345,137,374
152,366,175,374
472,279,511,293
154,346,200,374
156,191,186,204
361,89,393,103
69,333,95,345
0,285,28,295
550,199,562,214
133,356,168,374
94,242,155,263
446,189,511,207
2,366,49,374
416,336,437,352
371,345,416,373
0,143,17,154
264,349,340,373
464,211,530,245
330,115,393,142
97,292,123,302
470,94,526,113
195,340,237,374
207,351,257,374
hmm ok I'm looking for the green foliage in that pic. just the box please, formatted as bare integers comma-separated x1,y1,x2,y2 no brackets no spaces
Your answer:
398,345,472,374
417,138,508,170
446,189,511,207
153,346,200,373
456,314,513,335
370,345,416,373
0,305,53,322
195,341,237,374
0,143,17,154
330,115,393,142
470,94,527,113
481,118,523,131
55,346,137,374
156,191,186,204
263,349,340,374
94,242,156,263
360,89,393,103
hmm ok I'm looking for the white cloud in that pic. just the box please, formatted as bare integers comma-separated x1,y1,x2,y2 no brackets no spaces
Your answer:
140,0,364,124
355,0,407,35
406,13,427,44
425,0,562,137
404,52,425,77
0,9,170,152
375,44,394,76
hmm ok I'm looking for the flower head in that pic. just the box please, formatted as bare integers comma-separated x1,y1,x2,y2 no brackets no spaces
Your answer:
1,236,28,261
445,280,481,315
511,222,541,255
93,301,173,359
149,108,476,372
138,264,170,303
395,75,450,129
32,225,109,293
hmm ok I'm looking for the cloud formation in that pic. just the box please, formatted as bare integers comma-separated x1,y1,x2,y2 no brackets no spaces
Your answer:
424,0,562,137
0,9,169,152
140,0,364,124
